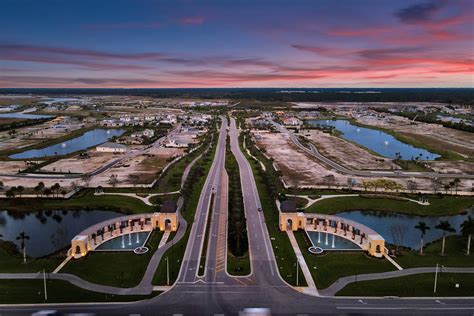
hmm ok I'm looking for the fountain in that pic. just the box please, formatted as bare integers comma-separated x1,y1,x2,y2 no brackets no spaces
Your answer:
128,233,131,245
121,235,125,248
384,140,389,146
136,233,139,244
332,234,335,248
317,231,321,243
61,143,67,147
356,128,360,132
325,232,329,245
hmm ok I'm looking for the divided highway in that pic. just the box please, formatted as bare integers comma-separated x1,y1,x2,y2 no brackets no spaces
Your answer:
2,117,474,315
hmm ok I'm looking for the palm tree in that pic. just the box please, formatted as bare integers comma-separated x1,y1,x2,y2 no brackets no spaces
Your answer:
414,221,430,255
16,231,30,263
460,216,474,255
435,220,455,255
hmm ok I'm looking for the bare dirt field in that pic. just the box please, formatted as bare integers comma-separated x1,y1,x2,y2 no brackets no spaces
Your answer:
40,152,119,174
425,161,474,175
0,160,33,174
253,130,473,192
299,129,400,171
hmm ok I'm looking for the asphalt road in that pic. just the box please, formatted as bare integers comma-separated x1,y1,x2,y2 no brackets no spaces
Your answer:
2,118,474,315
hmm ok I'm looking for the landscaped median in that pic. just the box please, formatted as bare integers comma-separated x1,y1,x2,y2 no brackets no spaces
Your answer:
226,135,251,276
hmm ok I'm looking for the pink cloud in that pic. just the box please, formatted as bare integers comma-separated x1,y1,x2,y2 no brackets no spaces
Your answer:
179,16,204,25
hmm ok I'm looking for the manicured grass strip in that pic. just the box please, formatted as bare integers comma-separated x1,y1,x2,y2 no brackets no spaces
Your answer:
240,133,306,286
336,273,474,297
62,231,163,288
1,189,154,214
227,252,251,276
198,193,214,276
395,236,473,269
293,230,395,289
306,195,473,216
226,133,250,276
0,241,62,273
0,279,156,304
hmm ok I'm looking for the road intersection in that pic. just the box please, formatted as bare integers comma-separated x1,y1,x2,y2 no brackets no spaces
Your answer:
2,117,474,315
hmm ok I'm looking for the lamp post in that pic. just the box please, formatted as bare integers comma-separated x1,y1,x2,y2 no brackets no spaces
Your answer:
43,269,48,301
166,256,170,286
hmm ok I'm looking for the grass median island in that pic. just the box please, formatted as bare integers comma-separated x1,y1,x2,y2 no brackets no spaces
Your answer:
306,195,474,216
62,231,163,288
198,193,214,276
395,236,473,269
0,279,156,304
336,273,474,297
240,133,306,286
0,240,62,273
293,231,395,289
0,189,154,213
153,130,218,285
226,135,251,276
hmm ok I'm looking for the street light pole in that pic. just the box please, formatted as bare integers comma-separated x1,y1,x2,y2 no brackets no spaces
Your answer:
43,269,48,301
434,263,439,294
296,259,299,287
166,256,169,286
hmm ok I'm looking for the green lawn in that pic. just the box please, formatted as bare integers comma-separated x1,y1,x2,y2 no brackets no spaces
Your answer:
336,273,474,297
395,236,473,269
227,252,251,276
62,231,163,288
0,240,62,273
1,190,154,214
294,231,395,289
0,279,155,304
306,195,473,216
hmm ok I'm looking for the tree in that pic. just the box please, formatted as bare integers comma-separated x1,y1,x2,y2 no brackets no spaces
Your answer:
322,174,335,189
16,186,24,197
0,181,4,191
16,231,30,263
128,174,140,187
431,178,441,193
407,180,418,193
81,173,91,187
51,183,61,197
414,221,430,255
108,174,119,187
346,177,355,190
5,189,15,198
435,220,455,255
43,188,52,198
460,216,473,255
453,178,461,194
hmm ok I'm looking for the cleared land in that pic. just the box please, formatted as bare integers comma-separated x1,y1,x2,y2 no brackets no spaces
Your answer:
300,129,399,170
41,152,118,174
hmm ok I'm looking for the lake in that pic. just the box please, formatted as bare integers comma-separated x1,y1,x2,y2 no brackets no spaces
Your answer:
0,112,52,120
337,209,473,249
9,128,125,159
306,119,440,160
0,210,122,257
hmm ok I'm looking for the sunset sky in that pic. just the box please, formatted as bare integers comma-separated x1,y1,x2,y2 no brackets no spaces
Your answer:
0,0,473,88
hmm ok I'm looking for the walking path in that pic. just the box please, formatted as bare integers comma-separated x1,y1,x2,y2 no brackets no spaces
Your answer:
94,191,180,206
319,267,474,296
286,229,319,296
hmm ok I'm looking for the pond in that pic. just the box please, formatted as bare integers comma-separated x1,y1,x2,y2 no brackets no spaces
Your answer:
306,231,361,251
306,119,440,160
0,210,122,258
9,128,125,159
95,231,151,251
0,111,52,120
336,209,473,249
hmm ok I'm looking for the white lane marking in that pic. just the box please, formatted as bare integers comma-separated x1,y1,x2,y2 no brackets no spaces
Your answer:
358,299,367,305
